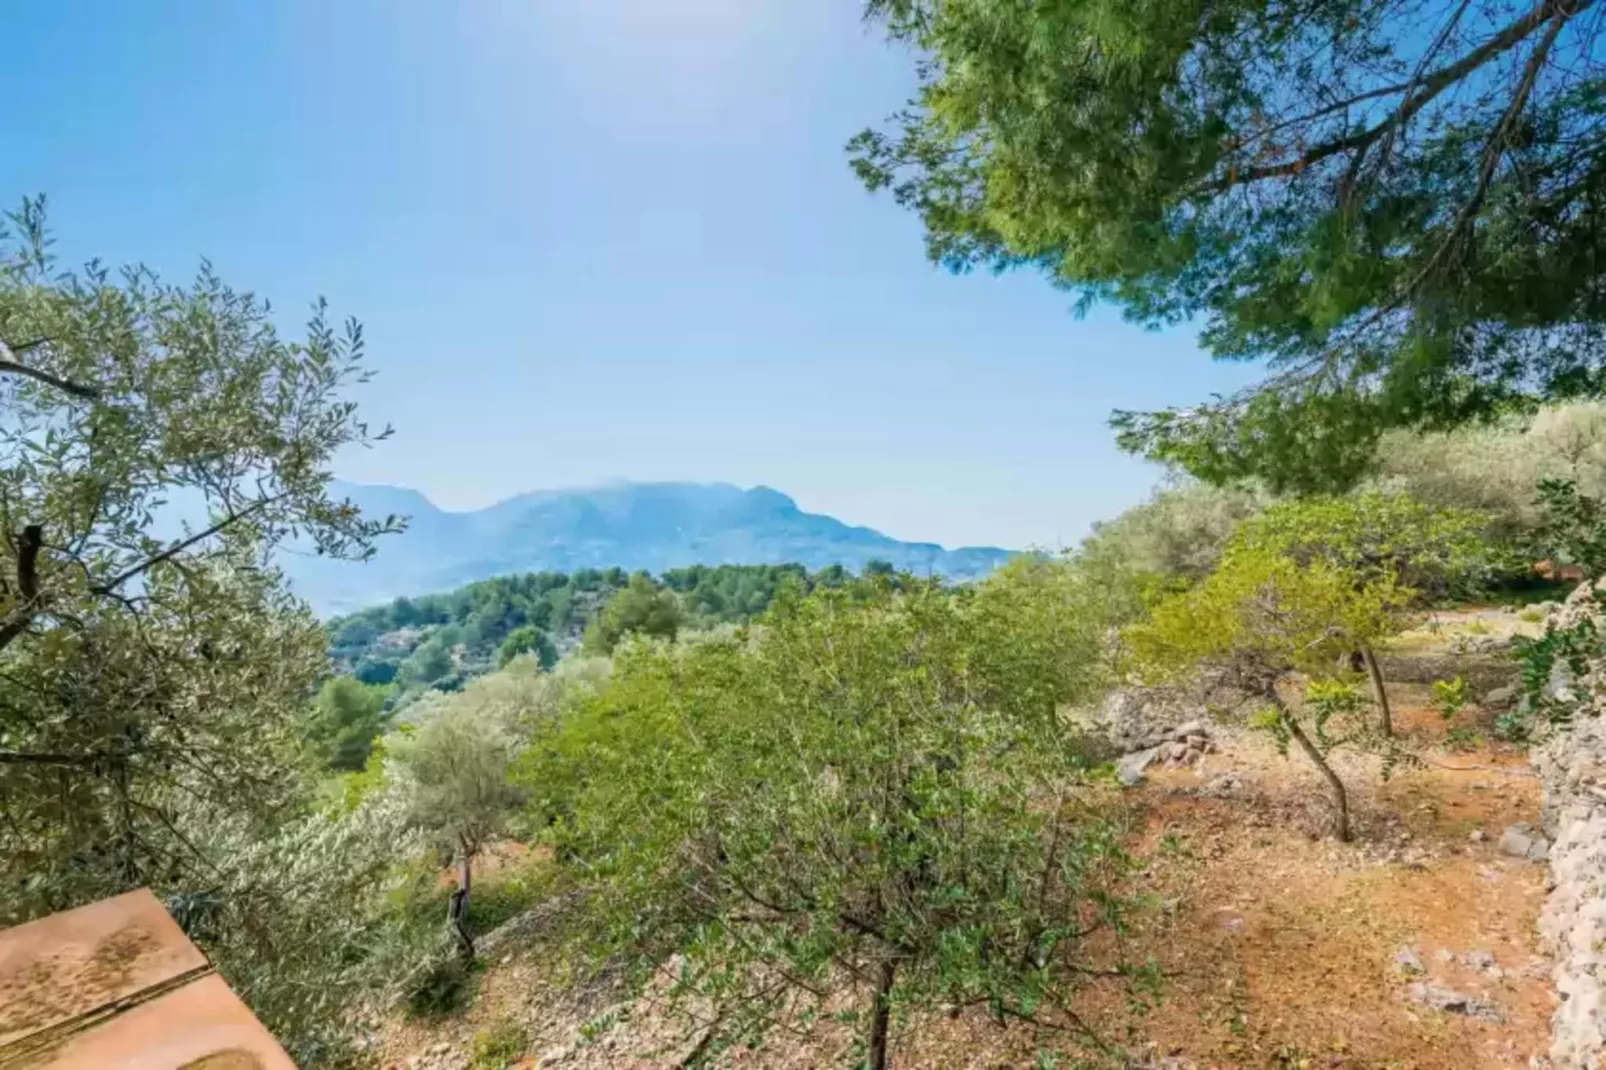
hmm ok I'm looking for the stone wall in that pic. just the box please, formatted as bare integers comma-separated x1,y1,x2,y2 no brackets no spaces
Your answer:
1531,581,1606,1069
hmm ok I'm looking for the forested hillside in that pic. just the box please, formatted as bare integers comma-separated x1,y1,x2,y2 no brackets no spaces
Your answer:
326,562,874,703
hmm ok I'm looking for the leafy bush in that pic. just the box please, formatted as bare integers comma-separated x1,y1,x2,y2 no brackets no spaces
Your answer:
1080,479,1268,583
1228,491,1505,603
1431,678,1470,721
1373,403,1606,541
1127,551,1410,841
541,579,1140,1068
404,953,474,1020
471,1022,528,1069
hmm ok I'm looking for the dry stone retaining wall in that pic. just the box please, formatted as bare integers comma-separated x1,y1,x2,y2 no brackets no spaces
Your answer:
1532,581,1606,1069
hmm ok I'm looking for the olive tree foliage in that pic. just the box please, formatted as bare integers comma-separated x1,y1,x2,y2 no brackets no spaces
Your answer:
387,700,525,962
856,0,1606,492
539,580,1141,1070
0,199,399,921
1372,401,1606,538
1079,478,1269,585
1125,551,1410,841
168,789,428,1066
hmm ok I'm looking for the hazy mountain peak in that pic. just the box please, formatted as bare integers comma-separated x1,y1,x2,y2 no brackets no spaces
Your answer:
289,479,1012,616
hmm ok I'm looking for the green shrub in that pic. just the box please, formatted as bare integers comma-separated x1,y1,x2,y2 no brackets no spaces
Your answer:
543,579,1141,1065
470,1022,528,1069
404,953,474,1019
1431,677,1469,720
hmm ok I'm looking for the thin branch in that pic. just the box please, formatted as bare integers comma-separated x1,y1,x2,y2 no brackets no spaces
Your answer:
1218,0,1587,189
0,338,97,400
92,495,283,595
0,750,108,767
1429,2,1575,273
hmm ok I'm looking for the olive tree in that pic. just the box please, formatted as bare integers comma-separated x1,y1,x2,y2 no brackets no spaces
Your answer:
0,198,399,920
1125,551,1409,841
168,789,427,1065
542,580,1141,1069
388,701,524,963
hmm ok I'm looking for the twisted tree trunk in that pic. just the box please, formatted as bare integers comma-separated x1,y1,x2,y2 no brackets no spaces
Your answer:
1359,643,1393,737
448,838,475,964
1278,700,1352,842
867,960,896,1070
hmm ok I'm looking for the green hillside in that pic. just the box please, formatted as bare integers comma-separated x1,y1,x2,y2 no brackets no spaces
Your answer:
327,562,870,701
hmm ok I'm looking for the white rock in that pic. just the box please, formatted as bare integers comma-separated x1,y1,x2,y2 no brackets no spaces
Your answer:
1393,946,1425,974
1116,747,1159,787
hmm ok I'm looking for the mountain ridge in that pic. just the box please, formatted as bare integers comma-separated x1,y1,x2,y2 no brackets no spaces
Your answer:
283,480,1013,615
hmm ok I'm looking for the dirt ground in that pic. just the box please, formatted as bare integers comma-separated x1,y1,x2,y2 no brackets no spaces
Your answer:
380,620,1555,1070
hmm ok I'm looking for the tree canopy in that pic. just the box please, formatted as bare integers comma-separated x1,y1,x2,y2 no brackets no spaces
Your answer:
0,198,396,918
1125,549,1410,838
856,0,1606,491
1227,490,1501,600
537,576,1137,1067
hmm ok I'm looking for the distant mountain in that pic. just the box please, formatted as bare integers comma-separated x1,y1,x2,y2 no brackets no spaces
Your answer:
282,481,1013,615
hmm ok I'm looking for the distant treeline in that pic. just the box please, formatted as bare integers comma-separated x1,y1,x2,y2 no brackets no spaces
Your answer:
327,561,893,696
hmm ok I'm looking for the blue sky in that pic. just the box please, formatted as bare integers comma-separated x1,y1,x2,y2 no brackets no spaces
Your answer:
2,0,1258,551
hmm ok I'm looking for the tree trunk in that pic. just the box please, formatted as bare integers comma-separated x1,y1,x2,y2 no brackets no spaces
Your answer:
1278,703,1352,842
867,960,896,1070
1359,643,1393,737
448,840,475,964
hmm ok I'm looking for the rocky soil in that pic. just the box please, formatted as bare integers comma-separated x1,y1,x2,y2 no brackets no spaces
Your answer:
380,608,1576,1070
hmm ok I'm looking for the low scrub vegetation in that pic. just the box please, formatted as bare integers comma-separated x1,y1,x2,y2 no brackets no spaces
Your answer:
6,195,1604,1069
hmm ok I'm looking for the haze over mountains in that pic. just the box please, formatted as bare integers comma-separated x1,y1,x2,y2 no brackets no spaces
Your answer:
283,480,1014,615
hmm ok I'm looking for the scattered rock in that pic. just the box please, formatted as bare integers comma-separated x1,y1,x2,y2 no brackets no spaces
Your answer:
1483,685,1519,710
1469,828,1487,843
1436,949,1457,964
1405,982,1505,1022
1465,950,1497,972
537,1045,573,1068
1500,823,1552,862
1116,747,1159,787
1393,946,1425,974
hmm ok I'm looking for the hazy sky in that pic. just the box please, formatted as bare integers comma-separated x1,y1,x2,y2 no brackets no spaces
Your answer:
3,0,1259,551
